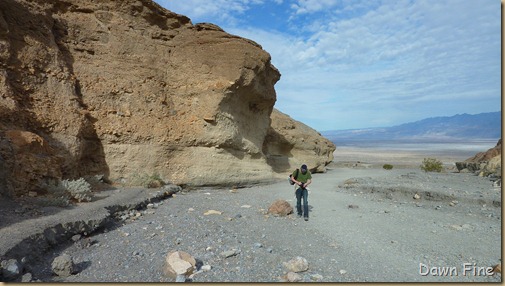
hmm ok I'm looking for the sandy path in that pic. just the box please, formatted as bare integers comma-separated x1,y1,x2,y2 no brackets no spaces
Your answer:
295,167,501,282
28,143,501,283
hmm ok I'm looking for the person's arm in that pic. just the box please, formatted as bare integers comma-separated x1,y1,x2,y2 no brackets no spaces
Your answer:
303,179,312,188
291,176,303,186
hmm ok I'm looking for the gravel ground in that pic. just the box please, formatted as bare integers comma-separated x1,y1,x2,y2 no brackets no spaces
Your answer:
29,164,501,283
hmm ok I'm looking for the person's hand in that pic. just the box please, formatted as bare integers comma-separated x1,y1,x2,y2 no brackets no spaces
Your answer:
300,183,305,188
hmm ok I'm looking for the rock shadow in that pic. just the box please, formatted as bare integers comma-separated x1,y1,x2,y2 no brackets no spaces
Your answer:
263,127,294,173
0,0,110,226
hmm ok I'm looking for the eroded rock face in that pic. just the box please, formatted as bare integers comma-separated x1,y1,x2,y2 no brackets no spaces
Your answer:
0,0,335,196
265,109,336,173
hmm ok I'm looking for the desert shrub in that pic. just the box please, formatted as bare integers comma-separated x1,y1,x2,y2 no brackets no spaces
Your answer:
37,178,93,207
61,178,93,202
420,158,443,173
383,164,393,170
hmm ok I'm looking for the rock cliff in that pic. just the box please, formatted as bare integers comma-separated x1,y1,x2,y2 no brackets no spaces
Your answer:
455,139,502,178
0,0,335,196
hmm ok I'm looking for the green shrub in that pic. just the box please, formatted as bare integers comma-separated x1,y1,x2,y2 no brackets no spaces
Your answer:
420,158,443,173
383,164,393,170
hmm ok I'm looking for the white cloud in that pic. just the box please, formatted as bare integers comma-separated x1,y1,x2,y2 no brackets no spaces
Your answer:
290,0,340,15
157,0,265,24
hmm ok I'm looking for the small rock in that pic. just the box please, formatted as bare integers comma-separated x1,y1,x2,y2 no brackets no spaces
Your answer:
283,257,309,273
234,214,242,219
287,271,302,282
220,249,239,258
188,208,195,212
310,273,324,281
461,224,472,230
449,225,463,231
163,251,196,278
21,272,33,282
52,254,75,277
201,265,212,271
204,210,222,215
28,191,37,197
1,259,23,280
266,248,273,253
413,194,421,200
348,204,359,209
71,234,82,242
253,243,263,249
241,205,251,208
340,269,347,275
147,203,155,209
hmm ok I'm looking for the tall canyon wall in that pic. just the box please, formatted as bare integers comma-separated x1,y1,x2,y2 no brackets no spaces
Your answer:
0,0,335,196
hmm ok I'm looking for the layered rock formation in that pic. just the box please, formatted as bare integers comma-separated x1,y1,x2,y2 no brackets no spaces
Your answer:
0,0,335,197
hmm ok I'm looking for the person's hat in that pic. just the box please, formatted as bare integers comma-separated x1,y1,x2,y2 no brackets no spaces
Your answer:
301,164,308,170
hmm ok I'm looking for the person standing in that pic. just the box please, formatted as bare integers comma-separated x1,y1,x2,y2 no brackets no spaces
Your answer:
290,164,312,221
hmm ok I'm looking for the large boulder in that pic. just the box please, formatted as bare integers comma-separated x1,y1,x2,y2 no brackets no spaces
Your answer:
268,199,293,216
0,0,335,196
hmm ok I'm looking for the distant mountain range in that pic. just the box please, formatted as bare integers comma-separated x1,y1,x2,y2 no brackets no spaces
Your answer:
322,112,501,143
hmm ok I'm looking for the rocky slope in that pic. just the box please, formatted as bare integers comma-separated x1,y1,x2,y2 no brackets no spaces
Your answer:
0,0,335,197
456,139,501,178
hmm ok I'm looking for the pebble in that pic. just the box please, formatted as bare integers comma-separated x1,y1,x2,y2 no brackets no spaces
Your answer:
21,272,33,282
339,269,347,275
253,243,263,248
286,271,302,282
220,249,239,258
201,265,212,271
1,259,23,280
310,273,324,281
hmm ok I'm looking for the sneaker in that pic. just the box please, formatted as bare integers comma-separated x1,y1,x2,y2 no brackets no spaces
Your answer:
304,217,309,221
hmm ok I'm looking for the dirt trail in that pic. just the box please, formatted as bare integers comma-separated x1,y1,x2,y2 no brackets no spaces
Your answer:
1,145,501,282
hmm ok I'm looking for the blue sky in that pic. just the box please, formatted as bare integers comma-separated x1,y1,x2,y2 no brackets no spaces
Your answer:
157,0,500,131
